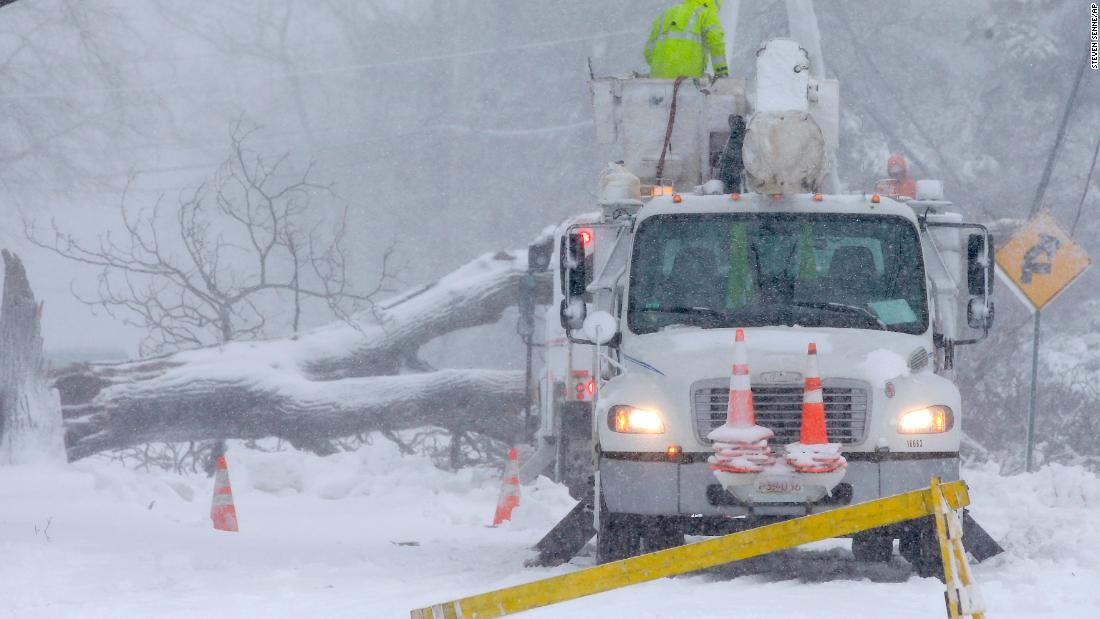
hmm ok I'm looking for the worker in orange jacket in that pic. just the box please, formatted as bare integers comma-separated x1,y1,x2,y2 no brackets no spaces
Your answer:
886,153,917,198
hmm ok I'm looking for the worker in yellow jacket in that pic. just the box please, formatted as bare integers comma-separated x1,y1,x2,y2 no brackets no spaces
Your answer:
645,0,729,79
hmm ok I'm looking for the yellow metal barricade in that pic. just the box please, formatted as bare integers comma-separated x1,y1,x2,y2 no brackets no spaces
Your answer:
932,478,986,618
412,479,976,619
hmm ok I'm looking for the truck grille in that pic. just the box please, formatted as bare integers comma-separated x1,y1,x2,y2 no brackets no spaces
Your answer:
692,378,870,445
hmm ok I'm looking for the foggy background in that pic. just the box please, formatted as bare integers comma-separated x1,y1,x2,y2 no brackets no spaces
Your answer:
1,0,1097,466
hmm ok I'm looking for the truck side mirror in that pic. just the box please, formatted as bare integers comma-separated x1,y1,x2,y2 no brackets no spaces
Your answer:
967,233,994,296
967,297,994,331
560,298,586,330
566,232,588,298
559,231,588,329
582,310,618,344
558,232,590,295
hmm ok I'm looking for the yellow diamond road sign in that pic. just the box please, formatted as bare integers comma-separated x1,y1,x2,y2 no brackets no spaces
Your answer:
995,212,1092,311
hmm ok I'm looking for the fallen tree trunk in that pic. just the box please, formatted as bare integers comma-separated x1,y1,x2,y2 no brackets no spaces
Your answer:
63,369,524,461
54,250,532,460
301,250,527,379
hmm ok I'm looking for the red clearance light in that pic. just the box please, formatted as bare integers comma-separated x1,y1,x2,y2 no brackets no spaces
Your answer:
871,194,881,204
771,193,782,200
672,194,683,204
814,193,824,202
578,229,593,247
586,380,596,395
730,193,741,201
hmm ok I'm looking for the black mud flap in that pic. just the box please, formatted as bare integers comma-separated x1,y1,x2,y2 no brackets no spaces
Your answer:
529,492,595,567
962,510,1004,563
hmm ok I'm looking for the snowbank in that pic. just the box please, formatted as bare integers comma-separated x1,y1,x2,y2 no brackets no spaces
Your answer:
0,440,575,617
1,443,1098,617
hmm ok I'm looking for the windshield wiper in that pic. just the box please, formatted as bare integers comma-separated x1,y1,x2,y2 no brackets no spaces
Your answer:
635,305,726,320
789,301,889,330
642,305,726,316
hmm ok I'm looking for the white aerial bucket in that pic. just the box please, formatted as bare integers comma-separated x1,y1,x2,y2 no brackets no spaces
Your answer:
743,111,828,194
742,39,829,193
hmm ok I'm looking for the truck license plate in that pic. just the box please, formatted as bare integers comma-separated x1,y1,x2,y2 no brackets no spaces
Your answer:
755,476,803,495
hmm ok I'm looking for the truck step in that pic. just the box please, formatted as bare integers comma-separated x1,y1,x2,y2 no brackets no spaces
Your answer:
529,494,595,567
962,511,1004,562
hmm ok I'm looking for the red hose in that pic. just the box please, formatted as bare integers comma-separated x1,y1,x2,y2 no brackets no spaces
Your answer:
654,76,687,185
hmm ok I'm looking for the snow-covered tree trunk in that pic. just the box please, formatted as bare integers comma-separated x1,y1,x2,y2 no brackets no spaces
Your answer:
0,250,65,465
54,250,531,460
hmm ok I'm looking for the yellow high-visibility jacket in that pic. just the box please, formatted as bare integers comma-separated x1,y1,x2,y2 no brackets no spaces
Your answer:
644,0,728,79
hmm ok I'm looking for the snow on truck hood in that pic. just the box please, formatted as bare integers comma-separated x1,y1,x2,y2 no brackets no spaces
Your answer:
622,326,924,387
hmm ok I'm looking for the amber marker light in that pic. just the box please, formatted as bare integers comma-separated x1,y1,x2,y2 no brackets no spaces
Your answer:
871,194,882,204
672,194,683,204
666,444,682,460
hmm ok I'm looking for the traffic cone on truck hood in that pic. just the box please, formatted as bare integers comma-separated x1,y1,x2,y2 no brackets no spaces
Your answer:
210,454,239,532
786,343,846,473
707,329,775,473
492,448,521,526
799,343,828,444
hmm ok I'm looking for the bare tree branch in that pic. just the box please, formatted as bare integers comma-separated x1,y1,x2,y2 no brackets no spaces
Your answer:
26,122,395,356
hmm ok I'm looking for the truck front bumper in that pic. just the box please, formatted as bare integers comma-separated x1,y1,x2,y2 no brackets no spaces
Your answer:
599,452,960,517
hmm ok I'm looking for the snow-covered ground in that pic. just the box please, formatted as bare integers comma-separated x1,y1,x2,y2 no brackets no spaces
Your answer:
2,442,1098,618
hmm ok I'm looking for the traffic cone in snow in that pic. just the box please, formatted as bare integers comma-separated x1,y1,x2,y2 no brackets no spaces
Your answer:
707,329,775,473
210,454,239,532
786,343,846,473
492,448,521,526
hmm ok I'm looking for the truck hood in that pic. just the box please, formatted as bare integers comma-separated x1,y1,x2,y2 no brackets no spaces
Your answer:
621,326,931,387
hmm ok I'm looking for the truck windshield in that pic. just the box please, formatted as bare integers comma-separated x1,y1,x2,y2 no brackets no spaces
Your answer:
628,213,928,335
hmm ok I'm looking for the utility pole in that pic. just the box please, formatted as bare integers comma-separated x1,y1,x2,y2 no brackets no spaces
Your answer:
1028,54,1088,218
784,0,841,193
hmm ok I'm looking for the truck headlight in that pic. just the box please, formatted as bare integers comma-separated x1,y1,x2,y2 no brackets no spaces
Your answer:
608,406,665,434
897,406,954,434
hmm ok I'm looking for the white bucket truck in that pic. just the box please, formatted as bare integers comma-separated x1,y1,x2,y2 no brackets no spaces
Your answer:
530,39,997,572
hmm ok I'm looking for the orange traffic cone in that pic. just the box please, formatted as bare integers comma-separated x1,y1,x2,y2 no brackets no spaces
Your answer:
210,454,239,532
707,329,775,473
786,343,846,473
726,328,757,428
800,343,828,445
492,447,521,526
